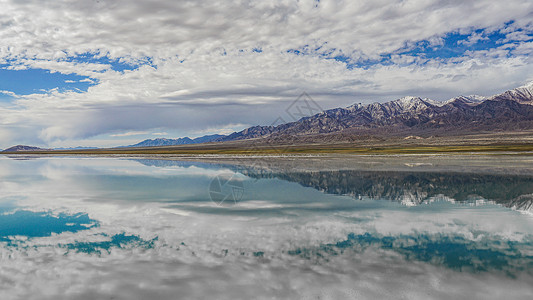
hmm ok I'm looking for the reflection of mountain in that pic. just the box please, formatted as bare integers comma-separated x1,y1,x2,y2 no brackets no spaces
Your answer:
132,159,218,169
131,159,243,173
131,159,533,212
239,169,533,211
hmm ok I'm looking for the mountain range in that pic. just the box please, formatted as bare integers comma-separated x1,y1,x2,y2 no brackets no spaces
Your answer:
215,81,533,143
106,81,533,148
126,134,225,148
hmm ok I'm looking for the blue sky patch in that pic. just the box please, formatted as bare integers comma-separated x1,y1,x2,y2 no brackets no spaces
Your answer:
0,68,95,98
0,53,157,100
287,24,533,70
65,52,155,72
394,30,511,60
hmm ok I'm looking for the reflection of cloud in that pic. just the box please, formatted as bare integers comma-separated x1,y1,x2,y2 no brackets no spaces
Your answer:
1,157,533,299
2,214,533,300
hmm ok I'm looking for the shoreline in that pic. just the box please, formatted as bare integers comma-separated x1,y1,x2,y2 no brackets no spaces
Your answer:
3,144,533,156
4,131,533,156
3,152,533,176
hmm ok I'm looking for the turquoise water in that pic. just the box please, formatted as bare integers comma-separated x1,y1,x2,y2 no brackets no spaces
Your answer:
0,210,97,243
0,156,532,299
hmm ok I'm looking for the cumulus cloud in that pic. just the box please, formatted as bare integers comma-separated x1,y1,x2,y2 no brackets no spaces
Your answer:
0,0,532,146
458,32,489,46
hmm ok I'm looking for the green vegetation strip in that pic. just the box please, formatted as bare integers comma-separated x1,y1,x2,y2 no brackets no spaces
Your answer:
4,144,533,155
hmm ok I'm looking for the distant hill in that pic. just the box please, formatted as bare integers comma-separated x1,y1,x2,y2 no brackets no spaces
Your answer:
54,146,99,150
126,134,224,148
2,145,51,152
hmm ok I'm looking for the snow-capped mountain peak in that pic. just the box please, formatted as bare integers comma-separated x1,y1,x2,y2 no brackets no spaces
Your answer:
346,103,364,111
218,80,533,142
392,96,433,110
440,95,486,106
490,81,533,104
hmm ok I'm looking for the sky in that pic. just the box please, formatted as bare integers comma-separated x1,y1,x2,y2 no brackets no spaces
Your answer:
0,0,532,149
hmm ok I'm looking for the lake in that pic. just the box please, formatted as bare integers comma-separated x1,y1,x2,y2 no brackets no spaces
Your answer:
1,155,532,299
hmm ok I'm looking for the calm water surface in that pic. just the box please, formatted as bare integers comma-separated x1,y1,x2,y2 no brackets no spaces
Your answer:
0,155,532,299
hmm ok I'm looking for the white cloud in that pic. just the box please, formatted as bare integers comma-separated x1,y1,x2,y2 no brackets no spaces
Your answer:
0,90,17,97
109,131,149,137
0,0,532,147
79,78,95,84
192,123,249,136
458,32,489,46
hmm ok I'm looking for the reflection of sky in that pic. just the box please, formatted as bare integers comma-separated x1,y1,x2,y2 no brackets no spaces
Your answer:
290,232,533,274
0,210,97,243
0,156,532,300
